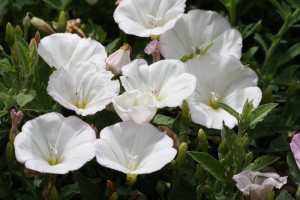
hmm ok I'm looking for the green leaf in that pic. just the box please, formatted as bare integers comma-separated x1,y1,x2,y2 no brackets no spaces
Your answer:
287,152,300,184
275,190,294,200
215,102,239,120
105,38,121,55
17,90,36,108
188,151,226,181
0,61,15,72
287,0,300,8
246,155,280,171
249,103,278,129
278,43,300,67
152,114,175,127
241,20,262,39
254,33,267,54
78,174,104,200
60,182,80,200
42,0,72,10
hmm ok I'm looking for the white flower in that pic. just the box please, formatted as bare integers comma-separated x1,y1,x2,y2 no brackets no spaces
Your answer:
290,133,300,169
38,33,107,69
14,112,96,174
186,53,262,129
120,59,196,108
106,43,132,75
112,90,157,124
159,9,242,60
94,121,177,174
47,62,120,116
113,0,186,37
233,170,287,200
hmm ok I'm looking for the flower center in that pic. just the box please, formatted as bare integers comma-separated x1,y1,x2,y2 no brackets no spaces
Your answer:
208,92,222,109
151,89,162,101
147,14,162,28
48,143,61,166
126,153,138,171
74,90,87,109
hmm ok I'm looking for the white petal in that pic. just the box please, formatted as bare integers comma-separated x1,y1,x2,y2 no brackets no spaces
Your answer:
14,112,96,174
186,53,262,129
38,33,107,69
114,0,185,37
47,62,120,116
94,121,177,174
160,9,242,59
112,90,157,124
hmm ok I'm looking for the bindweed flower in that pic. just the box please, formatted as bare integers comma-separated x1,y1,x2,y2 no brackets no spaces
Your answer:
112,90,157,124
185,53,262,129
47,62,120,116
14,112,96,174
38,33,107,69
113,0,186,37
159,9,242,60
290,133,300,169
106,43,132,75
94,121,177,174
120,59,196,108
233,170,287,200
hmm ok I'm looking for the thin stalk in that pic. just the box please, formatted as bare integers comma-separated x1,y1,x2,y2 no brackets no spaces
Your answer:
229,0,237,27
262,9,300,70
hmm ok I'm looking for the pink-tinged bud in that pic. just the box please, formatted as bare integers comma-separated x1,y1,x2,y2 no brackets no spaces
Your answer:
29,13,55,35
106,43,132,75
90,124,99,139
144,40,161,62
9,109,23,141
115,0,122,5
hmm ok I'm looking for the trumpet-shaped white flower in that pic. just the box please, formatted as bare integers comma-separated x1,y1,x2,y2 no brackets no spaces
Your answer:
120,59,196,108
159,9,242,60
94,121,177,174
112,90,157,124
290,133,300,169
233,170,287,200
38,33,107,69
113,0,186,37
186,53,262,129
14,112,96,174
47,62,120,116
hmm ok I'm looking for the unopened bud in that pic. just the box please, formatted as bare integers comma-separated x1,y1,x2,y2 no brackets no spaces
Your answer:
287,80,299,96
144,40,160,62
196,164,206,182
198,129,208,152
110,192,118,200
156,181,165,195
6,141,15,166
218,139,227,159
107,180,116,196
106,43,132,75
30,14,55,35
296,185,300,200
176,142,187,166
35,31,41,45
56,11,67,33
5,22,15,46
262,85,273,104
10,109,22,142
15,25,23,36
243,152,253,168
265,191,275,200
23,14,31,30
49,185,59,200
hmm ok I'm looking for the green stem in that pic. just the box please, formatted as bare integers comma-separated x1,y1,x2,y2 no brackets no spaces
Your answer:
229,0,236,27
262,9,300,70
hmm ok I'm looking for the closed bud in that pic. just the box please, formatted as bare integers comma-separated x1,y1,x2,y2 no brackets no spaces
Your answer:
106,43,132,75
243,152,253,168
49,185,59,200
176,142,187,166
107,180,116,196
29,38,37,52
15,25,23,36
198,129,208,152
110,192,118,200
5,22,15,46
30,14,55,35
296,185,300,200
265,191,275,200
23,14,31,30
287,80,298,96
262,85,273,104
56,11,67,33
6,141,15,166
196,164,206,182
196,185,203,200
35,31,41,45
156,181,165,195
218,139,227,159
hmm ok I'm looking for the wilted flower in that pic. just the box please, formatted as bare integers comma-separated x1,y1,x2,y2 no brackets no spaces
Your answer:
10,109,23,139
290,133,300,169
112,90,157,124
38,33,107,69
14,112,96,174
233,170,287,200
144,40,161,62
159,9,242,60
94,121,177,174
47,62,120,116
113,0,186,37
185,53,262,129
120,59,196,108
106,43,132,75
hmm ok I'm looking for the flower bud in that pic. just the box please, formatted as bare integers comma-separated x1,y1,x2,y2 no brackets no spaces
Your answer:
262,85,273,104
5,22,15,46
30,14,55,35
6,141,15,167
107,180,116,196
198,129,208,152
15,25,23,37
23,14,31,30
56,11,67,33
144,40,160,62
243,152,253,168
176,142,187,166
49,185,59,200
156,181,165,195
296,185,300,200
9,109,22,142
110,192,118,200
35,31,41,45
196,164,206,182
106,43,132,75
